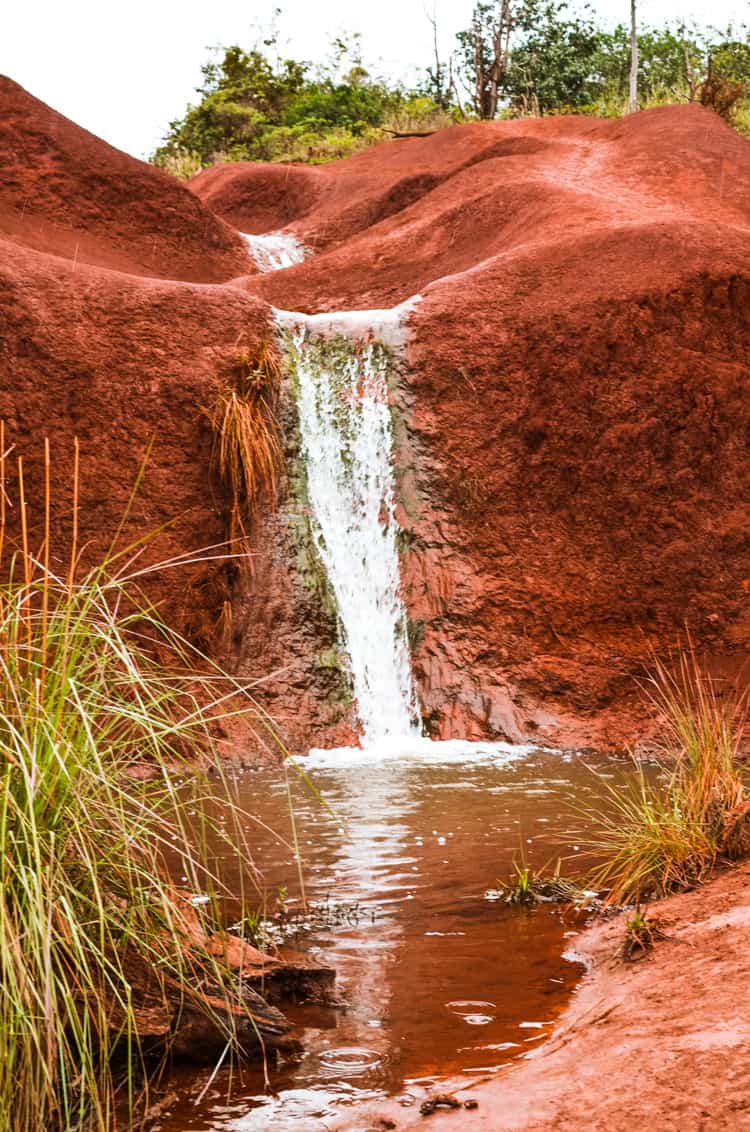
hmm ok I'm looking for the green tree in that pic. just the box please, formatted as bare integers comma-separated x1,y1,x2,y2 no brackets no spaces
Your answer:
502,0,602,114
456,1,514,118
710,35,750,83
154,31,444,169
594,23,706,104
158,46,309,163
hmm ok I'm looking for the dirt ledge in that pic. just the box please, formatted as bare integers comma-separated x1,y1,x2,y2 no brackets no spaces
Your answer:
353,864,750,1131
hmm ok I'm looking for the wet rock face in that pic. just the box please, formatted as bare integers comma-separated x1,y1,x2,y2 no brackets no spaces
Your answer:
4,82,750,753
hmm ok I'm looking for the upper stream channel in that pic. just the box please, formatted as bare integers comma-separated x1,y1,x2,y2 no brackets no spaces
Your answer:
159,234,631,1129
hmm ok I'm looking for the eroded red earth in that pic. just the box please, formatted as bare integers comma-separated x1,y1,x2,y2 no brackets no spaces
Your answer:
2,73,750,751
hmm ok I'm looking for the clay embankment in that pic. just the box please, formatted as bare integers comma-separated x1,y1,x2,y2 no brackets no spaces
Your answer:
0,77,353,754
207,106,750,749
351,863,750,1131
3,75,750,750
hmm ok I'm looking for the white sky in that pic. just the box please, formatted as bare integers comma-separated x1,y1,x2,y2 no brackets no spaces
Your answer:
1,0,748,159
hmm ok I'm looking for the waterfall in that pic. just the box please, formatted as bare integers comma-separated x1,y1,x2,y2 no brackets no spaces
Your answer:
238,229,534,758
243,232,307,273
279,303,421,747
271,294,531,762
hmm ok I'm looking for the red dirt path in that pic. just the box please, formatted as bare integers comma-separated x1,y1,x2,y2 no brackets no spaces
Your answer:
2,77,750,750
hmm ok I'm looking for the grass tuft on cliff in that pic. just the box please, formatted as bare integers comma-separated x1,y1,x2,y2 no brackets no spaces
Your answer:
0,434,279,1131
585,651,748,905
210,341,284,548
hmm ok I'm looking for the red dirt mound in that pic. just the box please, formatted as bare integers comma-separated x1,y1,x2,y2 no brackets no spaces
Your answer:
189,121,554,253
243,107,750,313
0,80,355,753
404,223,750,745
236,105,750,747
0,232,259,628
0,232,352,753
4,86,750,752
0,76,252,282
190,162,324,235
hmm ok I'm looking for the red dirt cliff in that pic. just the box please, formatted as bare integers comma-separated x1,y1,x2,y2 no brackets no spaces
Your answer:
0,77,252,282
3,81,750,751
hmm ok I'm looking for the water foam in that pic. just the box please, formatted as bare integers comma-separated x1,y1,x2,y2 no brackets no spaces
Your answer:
276,295,421,347
294,737,535,769
243,231,307,273
280,303,421,746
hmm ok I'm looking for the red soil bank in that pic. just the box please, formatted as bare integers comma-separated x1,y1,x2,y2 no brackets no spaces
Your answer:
0,230,349,753
352,862,750,1131
0,77,251,282
0,79,351,754
2,79,750,750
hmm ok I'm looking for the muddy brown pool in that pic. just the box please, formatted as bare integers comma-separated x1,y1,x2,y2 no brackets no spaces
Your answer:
160,746,631,1130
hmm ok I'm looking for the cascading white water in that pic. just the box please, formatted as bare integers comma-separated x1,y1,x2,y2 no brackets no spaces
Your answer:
279,303,421,746
276,299,536,761
243,232,307,273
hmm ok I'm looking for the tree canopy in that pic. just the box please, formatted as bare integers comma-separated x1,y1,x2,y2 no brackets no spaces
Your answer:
155,33,450,170
153,5,750,175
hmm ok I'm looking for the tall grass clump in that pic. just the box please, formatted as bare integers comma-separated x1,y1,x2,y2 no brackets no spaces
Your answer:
152,147,204,180
0,433,282,1131
209,341,284,547
585,649,747,905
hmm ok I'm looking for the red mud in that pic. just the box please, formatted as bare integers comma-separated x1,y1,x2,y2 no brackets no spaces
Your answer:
2,79,750,750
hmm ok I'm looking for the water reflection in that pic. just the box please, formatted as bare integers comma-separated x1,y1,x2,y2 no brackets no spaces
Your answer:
161,748,634,1130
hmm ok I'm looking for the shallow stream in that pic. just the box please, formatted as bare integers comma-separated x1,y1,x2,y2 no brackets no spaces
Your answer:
160,746,631,1130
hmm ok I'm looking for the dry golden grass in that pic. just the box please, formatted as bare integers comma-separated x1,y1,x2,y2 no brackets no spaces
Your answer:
209,339,284,548
585,647,748,905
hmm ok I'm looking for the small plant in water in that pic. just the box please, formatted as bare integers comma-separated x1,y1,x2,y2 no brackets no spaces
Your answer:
492,857,582,905
511,862,534,904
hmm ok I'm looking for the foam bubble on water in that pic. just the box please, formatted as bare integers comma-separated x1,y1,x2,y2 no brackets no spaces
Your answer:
294,737,535,769
318,1046,383,1075
446,1001,498,1025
